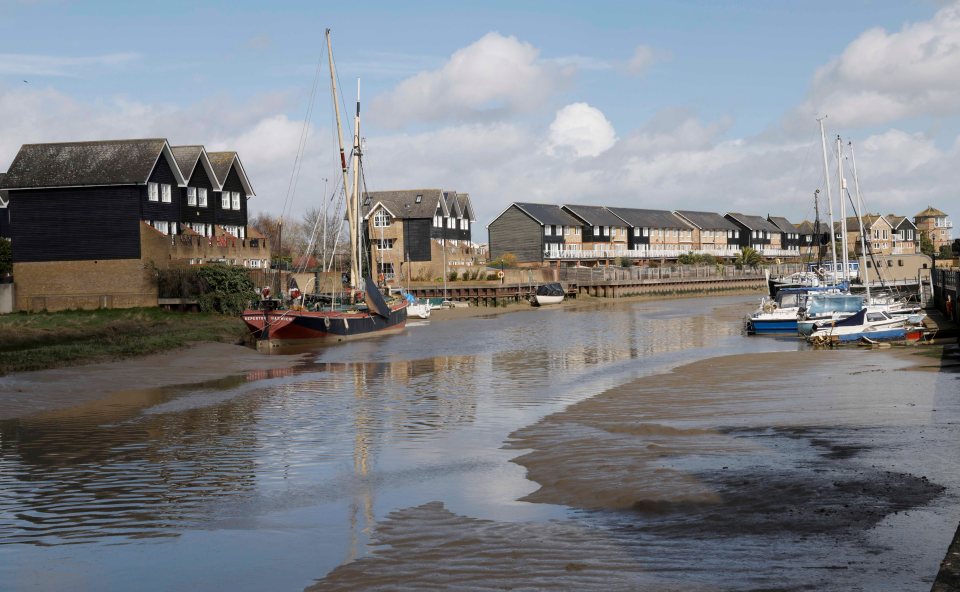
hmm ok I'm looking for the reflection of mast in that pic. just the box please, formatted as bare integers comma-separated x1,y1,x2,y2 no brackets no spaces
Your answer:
347,363,375,563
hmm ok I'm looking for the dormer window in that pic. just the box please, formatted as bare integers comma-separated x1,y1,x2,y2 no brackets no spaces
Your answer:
187,187,197,206
373,210,391,228
415,194,423,203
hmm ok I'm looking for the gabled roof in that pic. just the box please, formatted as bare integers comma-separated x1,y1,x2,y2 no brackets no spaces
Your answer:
795,220,827,235
444,191,476,221
561,204,626,226
606,207,689,229
361,189,446,219
767,216,798,233
674,210,738,231
207,151,255,197
915,205,947,218
886,214,916,230
0,173,7,206
1,138,187,190
724,212,781,233
843,214,890,231
499,202,581,227
443,191,462,218
171,145,223,191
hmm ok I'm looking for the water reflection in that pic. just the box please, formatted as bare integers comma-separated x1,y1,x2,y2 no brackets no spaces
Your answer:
1,296,796,591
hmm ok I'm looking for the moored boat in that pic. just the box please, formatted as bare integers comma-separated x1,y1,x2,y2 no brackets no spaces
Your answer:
534,282,565,306
241,30,407,349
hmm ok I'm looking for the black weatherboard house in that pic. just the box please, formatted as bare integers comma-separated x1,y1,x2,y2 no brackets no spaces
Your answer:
2,139,188,263
0,172,10,239
768,216,801,254
0,138,264,311
488,202,582,263
560,204,626,247
724,212,782,252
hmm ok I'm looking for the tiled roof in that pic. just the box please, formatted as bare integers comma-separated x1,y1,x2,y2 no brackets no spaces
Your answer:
886,214,916,230
171,146,204,180
674,210,738,231
1,139,177,189
207,151,255,196
513,202,582,226
362,189,447,219
915,205,947,218
607,207,689,229
562,204,627,226
725,212,781,233
767,216,798,233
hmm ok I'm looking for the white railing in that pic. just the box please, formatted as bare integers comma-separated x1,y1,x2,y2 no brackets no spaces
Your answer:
544,247,796,260
935,220,953,228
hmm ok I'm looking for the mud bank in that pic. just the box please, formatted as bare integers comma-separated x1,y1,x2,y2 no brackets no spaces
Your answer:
0,342,307,420
310,347,956,591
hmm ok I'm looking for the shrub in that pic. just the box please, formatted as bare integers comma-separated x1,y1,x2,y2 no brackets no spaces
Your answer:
447,270,459,281
195,265,256,315
0,238,11,275
486,272,498,280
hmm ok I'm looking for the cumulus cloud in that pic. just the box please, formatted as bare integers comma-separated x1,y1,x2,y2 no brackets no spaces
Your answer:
370,32,570,126
793,3,960,128
545,103,617,159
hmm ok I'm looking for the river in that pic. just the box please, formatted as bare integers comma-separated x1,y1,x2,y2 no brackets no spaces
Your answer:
1,295,957,591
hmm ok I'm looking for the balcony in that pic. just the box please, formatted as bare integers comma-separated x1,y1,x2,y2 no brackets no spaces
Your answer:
543,247,796,260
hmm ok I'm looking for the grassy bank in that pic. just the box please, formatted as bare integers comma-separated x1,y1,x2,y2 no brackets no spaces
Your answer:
0,308,248,376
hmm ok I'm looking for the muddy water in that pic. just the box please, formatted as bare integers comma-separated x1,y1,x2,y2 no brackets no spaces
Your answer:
0,296,955,591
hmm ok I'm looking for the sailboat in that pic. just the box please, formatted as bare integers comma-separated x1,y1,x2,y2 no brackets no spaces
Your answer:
241,30,408,348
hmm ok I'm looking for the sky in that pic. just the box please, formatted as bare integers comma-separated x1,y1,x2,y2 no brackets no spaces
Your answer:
1,0,958,243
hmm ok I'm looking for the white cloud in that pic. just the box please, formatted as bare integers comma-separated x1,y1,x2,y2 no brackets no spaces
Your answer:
796,3,960,127
370,32,569,126
625,45,666,76
0,52,139,77
545,103,617,159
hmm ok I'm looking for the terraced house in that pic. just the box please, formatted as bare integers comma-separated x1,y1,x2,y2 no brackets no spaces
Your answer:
607,207,694,255
0,138,269,311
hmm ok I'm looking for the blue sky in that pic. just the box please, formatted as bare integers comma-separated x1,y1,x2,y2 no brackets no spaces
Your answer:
1,0,957,241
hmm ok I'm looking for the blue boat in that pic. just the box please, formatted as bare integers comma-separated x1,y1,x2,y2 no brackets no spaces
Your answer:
746,286,836,335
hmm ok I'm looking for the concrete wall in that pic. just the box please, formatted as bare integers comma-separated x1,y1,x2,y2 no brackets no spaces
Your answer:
0,283,14,313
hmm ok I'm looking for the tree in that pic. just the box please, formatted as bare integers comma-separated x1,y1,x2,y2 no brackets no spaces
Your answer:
919,231,935,256
0,238,11,275
489,252,518,269
293,206,348,269
734,246,762,270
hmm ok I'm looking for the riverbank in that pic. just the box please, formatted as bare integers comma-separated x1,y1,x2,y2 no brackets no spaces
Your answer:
0,308,249,376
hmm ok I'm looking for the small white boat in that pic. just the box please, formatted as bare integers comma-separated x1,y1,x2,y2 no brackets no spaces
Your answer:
407,299,431,319
534,283,565,306
808,308,913,344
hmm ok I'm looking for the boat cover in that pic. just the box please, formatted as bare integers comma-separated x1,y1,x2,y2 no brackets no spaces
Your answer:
364,276,391,318
536,283,564,297
806,294,863,315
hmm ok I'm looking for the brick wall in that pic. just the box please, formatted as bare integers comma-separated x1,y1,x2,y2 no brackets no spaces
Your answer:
12,257,157,312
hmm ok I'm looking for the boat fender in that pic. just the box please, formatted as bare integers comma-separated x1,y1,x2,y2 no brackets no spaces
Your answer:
497,271,505,279
324,317,331,329
343,318,349,330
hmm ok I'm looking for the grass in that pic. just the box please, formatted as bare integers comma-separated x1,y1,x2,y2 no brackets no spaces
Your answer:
0,308,249,376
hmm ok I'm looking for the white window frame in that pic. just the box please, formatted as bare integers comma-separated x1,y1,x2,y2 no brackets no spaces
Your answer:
187,187,197,206
221,191,230,209
231,191,240,210
198,188,208,207
544,225,552,236
148,182,159,202
374,210,391,228
160,184,172,203
446,217,455,229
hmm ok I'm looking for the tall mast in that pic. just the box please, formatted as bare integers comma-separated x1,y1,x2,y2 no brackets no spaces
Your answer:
350,78,362,288
837,135,849,283
813,189,822,269
817,117,838,283
849,141,871,301
326,29,353,280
